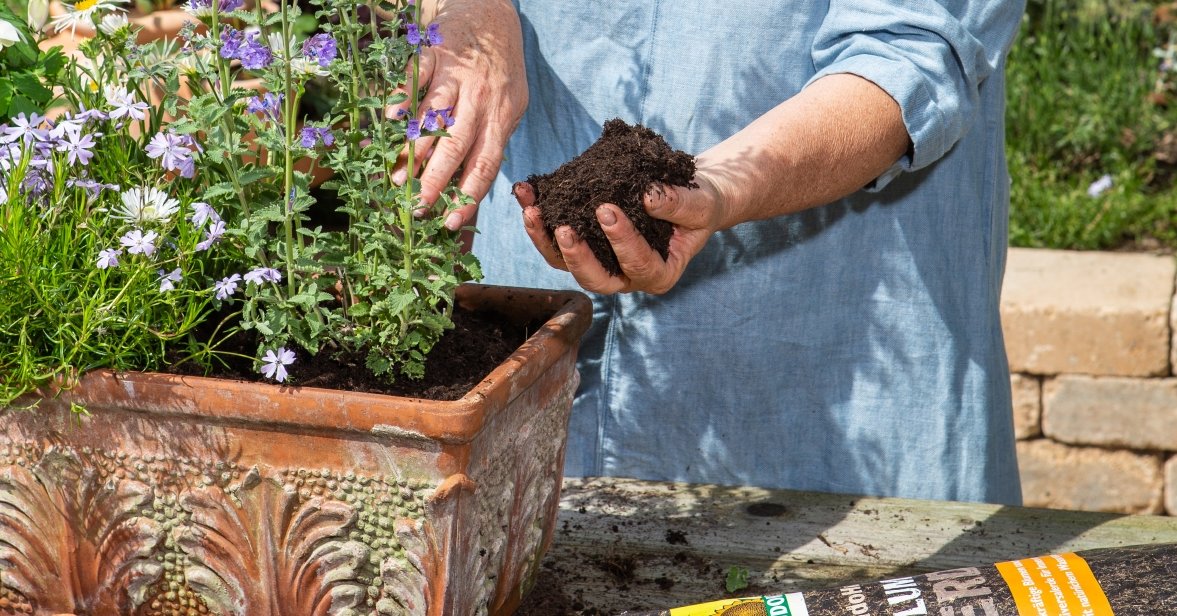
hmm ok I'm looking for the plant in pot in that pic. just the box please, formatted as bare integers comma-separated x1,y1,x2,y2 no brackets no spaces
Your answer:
0,2,591,615
0,4,67,124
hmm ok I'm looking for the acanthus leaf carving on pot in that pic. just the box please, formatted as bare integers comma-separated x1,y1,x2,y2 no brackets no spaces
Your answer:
176,469,370,616
0,447,164,614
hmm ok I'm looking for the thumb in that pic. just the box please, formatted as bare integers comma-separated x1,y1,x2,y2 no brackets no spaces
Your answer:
644,181,709,229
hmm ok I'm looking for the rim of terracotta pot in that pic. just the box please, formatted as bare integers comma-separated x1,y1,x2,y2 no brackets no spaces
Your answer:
48,283,592,444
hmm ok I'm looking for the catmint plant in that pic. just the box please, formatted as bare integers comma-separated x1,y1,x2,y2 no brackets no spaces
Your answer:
2,0,481,403
172,0,481,382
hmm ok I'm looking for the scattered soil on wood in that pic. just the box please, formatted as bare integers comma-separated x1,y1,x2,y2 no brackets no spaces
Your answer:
165,307,532,401
526,118,697,276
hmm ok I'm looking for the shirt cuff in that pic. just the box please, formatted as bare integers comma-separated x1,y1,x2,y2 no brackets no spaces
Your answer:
807,54,948,192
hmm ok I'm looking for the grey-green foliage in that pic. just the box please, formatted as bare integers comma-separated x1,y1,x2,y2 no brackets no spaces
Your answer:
179,0,481,382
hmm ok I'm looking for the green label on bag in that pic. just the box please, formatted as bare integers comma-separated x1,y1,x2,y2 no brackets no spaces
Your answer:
666,592,809,616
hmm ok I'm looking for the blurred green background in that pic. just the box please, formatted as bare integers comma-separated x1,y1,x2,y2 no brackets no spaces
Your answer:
1008,0,1177,252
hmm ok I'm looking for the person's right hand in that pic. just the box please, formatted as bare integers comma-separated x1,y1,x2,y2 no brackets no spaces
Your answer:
389,0,528,232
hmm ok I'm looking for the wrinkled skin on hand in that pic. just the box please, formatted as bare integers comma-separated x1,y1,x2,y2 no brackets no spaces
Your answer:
514,175,727,295
390,0,528,232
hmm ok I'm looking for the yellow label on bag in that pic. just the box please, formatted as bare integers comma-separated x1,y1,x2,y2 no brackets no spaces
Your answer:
995,552,1115,616
667,593,809,616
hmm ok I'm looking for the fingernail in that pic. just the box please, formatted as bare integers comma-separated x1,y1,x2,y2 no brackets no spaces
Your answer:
413,207,428,219
523,211,535,229
557,228,574,250
445,211,463,231
392,169,407,186
597,206,616,227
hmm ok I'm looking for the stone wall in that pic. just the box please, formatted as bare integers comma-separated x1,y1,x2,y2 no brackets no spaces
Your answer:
1002,247,1177,514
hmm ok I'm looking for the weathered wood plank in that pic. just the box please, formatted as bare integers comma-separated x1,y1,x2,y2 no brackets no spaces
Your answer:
515,478,1177,615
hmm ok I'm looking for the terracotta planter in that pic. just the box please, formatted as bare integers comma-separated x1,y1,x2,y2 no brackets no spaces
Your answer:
48,3,192,44
0,284,592,616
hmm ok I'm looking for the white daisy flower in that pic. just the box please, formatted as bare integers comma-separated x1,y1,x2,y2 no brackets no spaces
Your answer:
97,12,129,35
113,186,181,224
52,0,128,37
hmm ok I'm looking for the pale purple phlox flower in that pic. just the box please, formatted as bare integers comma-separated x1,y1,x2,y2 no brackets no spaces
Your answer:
158,267,183,292
0,113,50,145
96,248,122,269
120,229,159,257
243,267,282,285
195,219,226,251
189,201,221,227
260,346,296,382
214,273,241,300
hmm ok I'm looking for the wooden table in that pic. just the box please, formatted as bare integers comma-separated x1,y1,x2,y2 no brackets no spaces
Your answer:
515,478,1177,615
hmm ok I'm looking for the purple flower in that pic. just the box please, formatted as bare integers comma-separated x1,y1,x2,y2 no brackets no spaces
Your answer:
422,107,455,133
298,126,334,148
243,266,282,285
68,178,117,202
260,346,296,382
422,110,440,132
189,201,221,227
21,169,50,197
58,130,99,167
238,32,273,70
220,26,245,59
246,92,282,121
145,131,197,179
96,248,122,269
195,219,226,251
120,229,159,257
106,87,150,122
406,22,442,48
214,273,241,300
186,0,244,15
73,105,109,124
158,268,182,292
406,118,421,141
301,33,337,68
1,113,49,145
426,23,442,46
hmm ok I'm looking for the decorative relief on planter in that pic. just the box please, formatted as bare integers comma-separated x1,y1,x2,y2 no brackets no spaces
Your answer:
0,444,454,616
0,286,593,616
0,382,575,616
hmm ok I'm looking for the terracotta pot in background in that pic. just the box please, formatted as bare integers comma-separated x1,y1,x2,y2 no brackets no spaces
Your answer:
48,1,192,44
0,284,593,616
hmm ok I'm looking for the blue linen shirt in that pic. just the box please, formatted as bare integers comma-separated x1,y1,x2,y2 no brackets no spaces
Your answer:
472,0,1026,504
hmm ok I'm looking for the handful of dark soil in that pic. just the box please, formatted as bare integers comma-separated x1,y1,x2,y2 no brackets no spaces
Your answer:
525,118,697,276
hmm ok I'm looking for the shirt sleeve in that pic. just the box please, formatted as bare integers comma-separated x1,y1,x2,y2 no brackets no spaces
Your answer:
808,0,1025,190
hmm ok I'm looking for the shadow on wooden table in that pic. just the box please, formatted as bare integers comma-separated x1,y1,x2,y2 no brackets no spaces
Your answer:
516,478,1177,615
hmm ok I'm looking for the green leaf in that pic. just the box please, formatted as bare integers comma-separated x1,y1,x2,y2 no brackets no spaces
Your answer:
725,566,750,593
0,80,13,118
9,73,52,105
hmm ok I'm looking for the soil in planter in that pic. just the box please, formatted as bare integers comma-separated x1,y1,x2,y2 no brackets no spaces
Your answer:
525,118,697,276
166,306,532,401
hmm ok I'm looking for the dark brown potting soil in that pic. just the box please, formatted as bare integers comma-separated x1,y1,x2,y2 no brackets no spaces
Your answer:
526,118,697,276
165,307,530,401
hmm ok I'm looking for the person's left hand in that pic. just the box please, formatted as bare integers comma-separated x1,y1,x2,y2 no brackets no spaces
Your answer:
514,176,726,295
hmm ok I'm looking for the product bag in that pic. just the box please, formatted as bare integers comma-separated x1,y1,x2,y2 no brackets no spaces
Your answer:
619,542,1176,615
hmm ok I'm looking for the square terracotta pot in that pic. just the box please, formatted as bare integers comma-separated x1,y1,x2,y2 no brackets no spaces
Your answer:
0,284,592,616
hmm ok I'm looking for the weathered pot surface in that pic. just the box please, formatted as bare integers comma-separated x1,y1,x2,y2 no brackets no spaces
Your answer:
0,284,592,616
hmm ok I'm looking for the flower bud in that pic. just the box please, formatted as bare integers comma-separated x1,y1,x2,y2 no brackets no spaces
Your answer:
27,0,50,34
